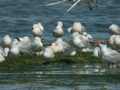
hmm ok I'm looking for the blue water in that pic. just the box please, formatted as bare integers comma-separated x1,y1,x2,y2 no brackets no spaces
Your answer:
0,0,120,89
0,0,120,39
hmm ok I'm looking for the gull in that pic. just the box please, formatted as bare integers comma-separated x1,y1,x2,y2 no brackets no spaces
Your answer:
109,35,116,46
31,36,43,51
93,42,120,65
0,54,5,62
109,24,120,35
10,37,31,55
16,36,32,54
82,32,93,41
32,22,44,37
2,34,12,48
68,22,86,33
100,44,120,64
43,46,55,58
72,32,90,48
109,35,120,49
53,21,64,38
93,46,101,57
114,35,120,48
10,39,21,56
0,47,8,62
51,38,70,53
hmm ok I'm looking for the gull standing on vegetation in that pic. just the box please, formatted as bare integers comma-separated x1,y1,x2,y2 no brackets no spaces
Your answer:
31,36,43,51
51,38,70,53
32,22,44,52
109,24,120,35
42,46,55,58
15,36,32,54
109,35,120,49
53,21,64,38
2,34,13,57
2,34,12,48
93,42,120,67
10,37,31,56
109,24,120,49
0,47,6,62
109,35,116,46
10,38,21,56
68,22,86,33
0,52,5,62
71,32,87,48
32,22,44,37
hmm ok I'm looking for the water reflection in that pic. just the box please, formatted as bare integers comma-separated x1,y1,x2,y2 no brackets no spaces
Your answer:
0,64,119,90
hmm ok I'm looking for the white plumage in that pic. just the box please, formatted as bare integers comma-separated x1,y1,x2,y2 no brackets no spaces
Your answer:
109,24,120,35
68,22,85,33
94,44,120,64
32,37,43,50
72,32,89,48
51,38,69,53
53,21,64,37
32,22,44,36
43,46,55,58
3,35,12,47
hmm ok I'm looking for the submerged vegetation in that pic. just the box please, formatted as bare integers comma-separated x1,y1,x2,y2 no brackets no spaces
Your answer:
0,52,103,72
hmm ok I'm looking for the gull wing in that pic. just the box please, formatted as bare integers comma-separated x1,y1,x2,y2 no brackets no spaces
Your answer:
45,0,67,6
66,0,81,13
103,48,120,63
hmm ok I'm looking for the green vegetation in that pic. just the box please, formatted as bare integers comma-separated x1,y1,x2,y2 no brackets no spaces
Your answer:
0,52,103,72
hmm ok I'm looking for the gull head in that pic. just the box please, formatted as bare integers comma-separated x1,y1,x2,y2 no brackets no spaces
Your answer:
3,34,12,47
72,22,83,33
109,24,120,34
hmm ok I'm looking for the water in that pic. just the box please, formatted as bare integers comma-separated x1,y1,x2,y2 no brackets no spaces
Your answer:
0,0,119,39
0,64,120,90
0,0,120,89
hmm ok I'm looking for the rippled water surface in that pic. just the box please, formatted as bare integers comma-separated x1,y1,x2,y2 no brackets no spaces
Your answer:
0,64,120,90
0,0,120,39
0,0,120,89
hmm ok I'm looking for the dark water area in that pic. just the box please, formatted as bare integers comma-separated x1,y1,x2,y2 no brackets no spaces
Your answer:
0,0,120,89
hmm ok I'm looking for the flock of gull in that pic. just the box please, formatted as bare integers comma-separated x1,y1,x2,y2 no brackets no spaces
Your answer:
0,21,120,66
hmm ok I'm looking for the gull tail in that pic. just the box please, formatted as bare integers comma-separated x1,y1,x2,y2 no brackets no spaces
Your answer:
66,0,81,13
